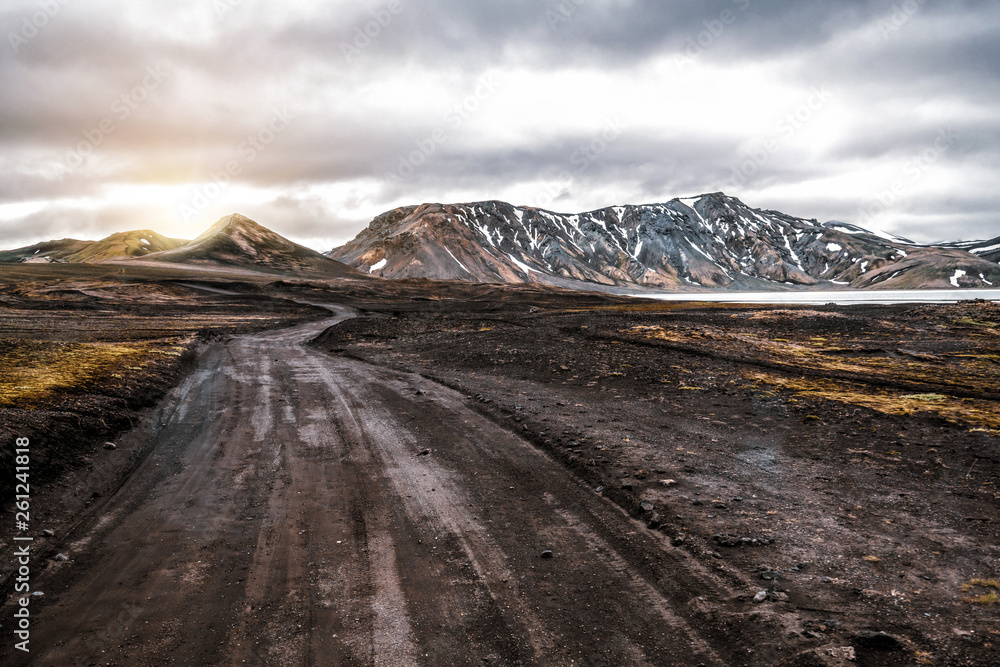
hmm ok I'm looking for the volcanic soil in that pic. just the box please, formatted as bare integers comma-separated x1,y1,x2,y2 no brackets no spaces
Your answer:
0,269,996,666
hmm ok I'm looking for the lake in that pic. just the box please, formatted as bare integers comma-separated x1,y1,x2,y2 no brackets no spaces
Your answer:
630,289,1000,305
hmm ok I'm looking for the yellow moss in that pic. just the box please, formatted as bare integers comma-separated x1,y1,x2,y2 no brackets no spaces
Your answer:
0,339,155,406
963,578,1000,591
746,371,1000,431
626,324,996,396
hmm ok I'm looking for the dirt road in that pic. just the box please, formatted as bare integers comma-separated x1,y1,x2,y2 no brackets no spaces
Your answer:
8,305,777,666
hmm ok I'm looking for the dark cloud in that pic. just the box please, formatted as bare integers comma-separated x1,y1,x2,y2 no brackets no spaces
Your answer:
0,0,997,248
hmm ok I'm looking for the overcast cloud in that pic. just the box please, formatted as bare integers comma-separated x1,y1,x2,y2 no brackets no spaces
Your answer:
0,0,997,250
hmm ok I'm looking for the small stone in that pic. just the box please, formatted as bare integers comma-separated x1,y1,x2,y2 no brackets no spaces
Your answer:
714,533,741,547
540,550,553,559
620,479,634,491
660,479,677,487
733,496,743,502
821,576,833,584
825,647,855,661
42,529,55,537
647,513,662,530
103,442,117,450
594,486,604,494
691,499,703,506
30,591,44,598
671,534,686,546
769,591,789,602
753,590,768,603
54,553,69,562
639,501,654,514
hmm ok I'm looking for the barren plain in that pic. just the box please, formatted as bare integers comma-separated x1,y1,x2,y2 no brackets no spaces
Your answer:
0,266,997,666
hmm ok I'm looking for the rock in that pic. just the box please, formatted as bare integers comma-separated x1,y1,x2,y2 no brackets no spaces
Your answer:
659,479,677,487
540,550,553,559
416,449,431,457
30,591,44,598
647,513,662,530
42,529,55,537
769,591,789,602
825,646,856,661
639,500,654,514
620,479,634,491
713,533,741,547
671,534,686,546
714,533,774,547
691,499,703,506
753,590,768,603
103,442,117,450
54,553,69,562
760,569,780,581
821,576,833,584
852,631,903,651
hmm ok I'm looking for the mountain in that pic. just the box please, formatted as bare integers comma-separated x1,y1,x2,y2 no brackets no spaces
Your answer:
66,230,188,262
940,236,1000,264
141,213,358,276
0,230,186,264
329,193,1000,290
1,214,359,278
0,238,94,263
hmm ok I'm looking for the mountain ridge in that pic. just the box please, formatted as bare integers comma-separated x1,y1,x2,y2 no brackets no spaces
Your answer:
328,193,1000,290
1,214,359,278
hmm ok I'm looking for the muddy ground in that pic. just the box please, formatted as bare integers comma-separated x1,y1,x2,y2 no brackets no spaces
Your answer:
0,268,997,666
311,295,1000,666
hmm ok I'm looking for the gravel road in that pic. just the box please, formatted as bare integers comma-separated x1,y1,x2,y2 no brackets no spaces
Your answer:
10,306,769,666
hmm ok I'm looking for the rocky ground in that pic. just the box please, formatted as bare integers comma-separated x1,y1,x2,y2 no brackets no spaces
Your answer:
312,295,1000,666
0,267,997,666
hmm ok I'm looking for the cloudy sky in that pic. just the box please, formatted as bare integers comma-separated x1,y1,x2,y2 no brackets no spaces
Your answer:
1,0,997,251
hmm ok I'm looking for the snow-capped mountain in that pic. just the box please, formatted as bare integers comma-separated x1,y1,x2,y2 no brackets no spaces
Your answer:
939,235,1000,264
329,193,1000,290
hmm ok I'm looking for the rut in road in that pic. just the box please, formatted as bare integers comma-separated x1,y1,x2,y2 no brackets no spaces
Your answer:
18,307,763,667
